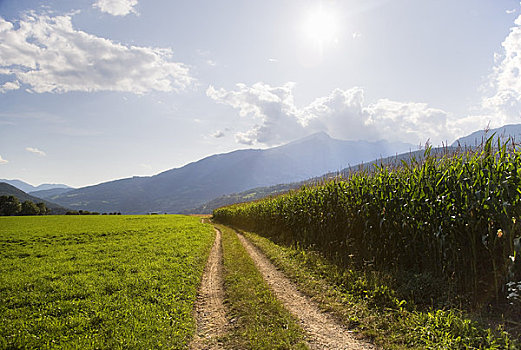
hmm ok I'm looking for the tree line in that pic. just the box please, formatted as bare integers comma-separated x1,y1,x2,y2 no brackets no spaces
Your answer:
0,195,49,216
65,210,121,215
0,196,124,216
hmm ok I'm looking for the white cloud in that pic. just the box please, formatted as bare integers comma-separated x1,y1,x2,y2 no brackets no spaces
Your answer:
207,83,468,146
211,130,225,138
93,0,138,16
0,13,193,94
364,99,450,144
207,82,307,145
482,14,521,126
234,132,255,145
0,80,20,93
352,32,362,39
507,9,517,14
447,114,493,142
0,155,8,164
25,147,46,156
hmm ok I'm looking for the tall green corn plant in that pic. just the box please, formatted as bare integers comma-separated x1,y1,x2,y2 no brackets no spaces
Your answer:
213,138,521,304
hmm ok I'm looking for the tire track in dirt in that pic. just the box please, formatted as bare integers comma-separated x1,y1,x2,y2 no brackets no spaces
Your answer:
236,231,376,350
190,227,227,350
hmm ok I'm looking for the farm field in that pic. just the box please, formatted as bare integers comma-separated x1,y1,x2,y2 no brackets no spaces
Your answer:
0,215,214,349
214,144,521,348
214,144,521,306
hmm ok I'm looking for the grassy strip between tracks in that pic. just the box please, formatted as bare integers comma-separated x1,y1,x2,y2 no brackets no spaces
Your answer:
215,224,307,349
242,230,519,350
0,215,215,349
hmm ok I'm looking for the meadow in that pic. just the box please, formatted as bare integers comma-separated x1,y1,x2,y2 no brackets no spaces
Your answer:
0,215,214,349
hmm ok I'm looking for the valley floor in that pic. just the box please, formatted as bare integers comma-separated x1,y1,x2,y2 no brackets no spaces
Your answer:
2,216,518,349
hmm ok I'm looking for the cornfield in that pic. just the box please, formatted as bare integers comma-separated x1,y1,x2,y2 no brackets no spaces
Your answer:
214,137,521,304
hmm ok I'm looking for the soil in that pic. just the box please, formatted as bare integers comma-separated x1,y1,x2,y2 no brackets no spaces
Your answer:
190,227,227,350
236,231,376,350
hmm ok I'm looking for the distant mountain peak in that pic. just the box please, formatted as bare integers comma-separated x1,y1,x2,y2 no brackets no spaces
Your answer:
307,131,331,139
300,131,331,141
283,132,333,147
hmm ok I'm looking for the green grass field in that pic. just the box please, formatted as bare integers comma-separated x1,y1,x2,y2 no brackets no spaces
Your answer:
0,215,214,349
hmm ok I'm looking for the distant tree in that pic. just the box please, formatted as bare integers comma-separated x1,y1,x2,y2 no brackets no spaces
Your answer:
0,196,7,215
66,210,79,215
36,202,48,215
20,201,40,216
0,196,21,216
72,210,99,215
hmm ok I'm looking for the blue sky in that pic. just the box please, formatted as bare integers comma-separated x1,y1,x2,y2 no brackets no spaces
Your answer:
1,0,520,187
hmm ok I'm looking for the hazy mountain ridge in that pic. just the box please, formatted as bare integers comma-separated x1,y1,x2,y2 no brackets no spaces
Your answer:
48,133,415,214
29,188,74,199
0,179,73,193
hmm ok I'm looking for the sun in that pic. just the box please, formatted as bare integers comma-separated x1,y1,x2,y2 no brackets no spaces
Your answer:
301,6,339,47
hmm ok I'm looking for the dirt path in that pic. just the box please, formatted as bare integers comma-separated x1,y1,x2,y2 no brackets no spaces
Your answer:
190,227,227,350
236,232,376,350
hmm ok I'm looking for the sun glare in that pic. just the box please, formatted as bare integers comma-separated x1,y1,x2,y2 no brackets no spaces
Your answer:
301,6,339,46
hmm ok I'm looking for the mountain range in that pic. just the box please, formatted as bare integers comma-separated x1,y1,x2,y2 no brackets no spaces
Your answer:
5,124,519,215
41,133,414,214
0,179,72,194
